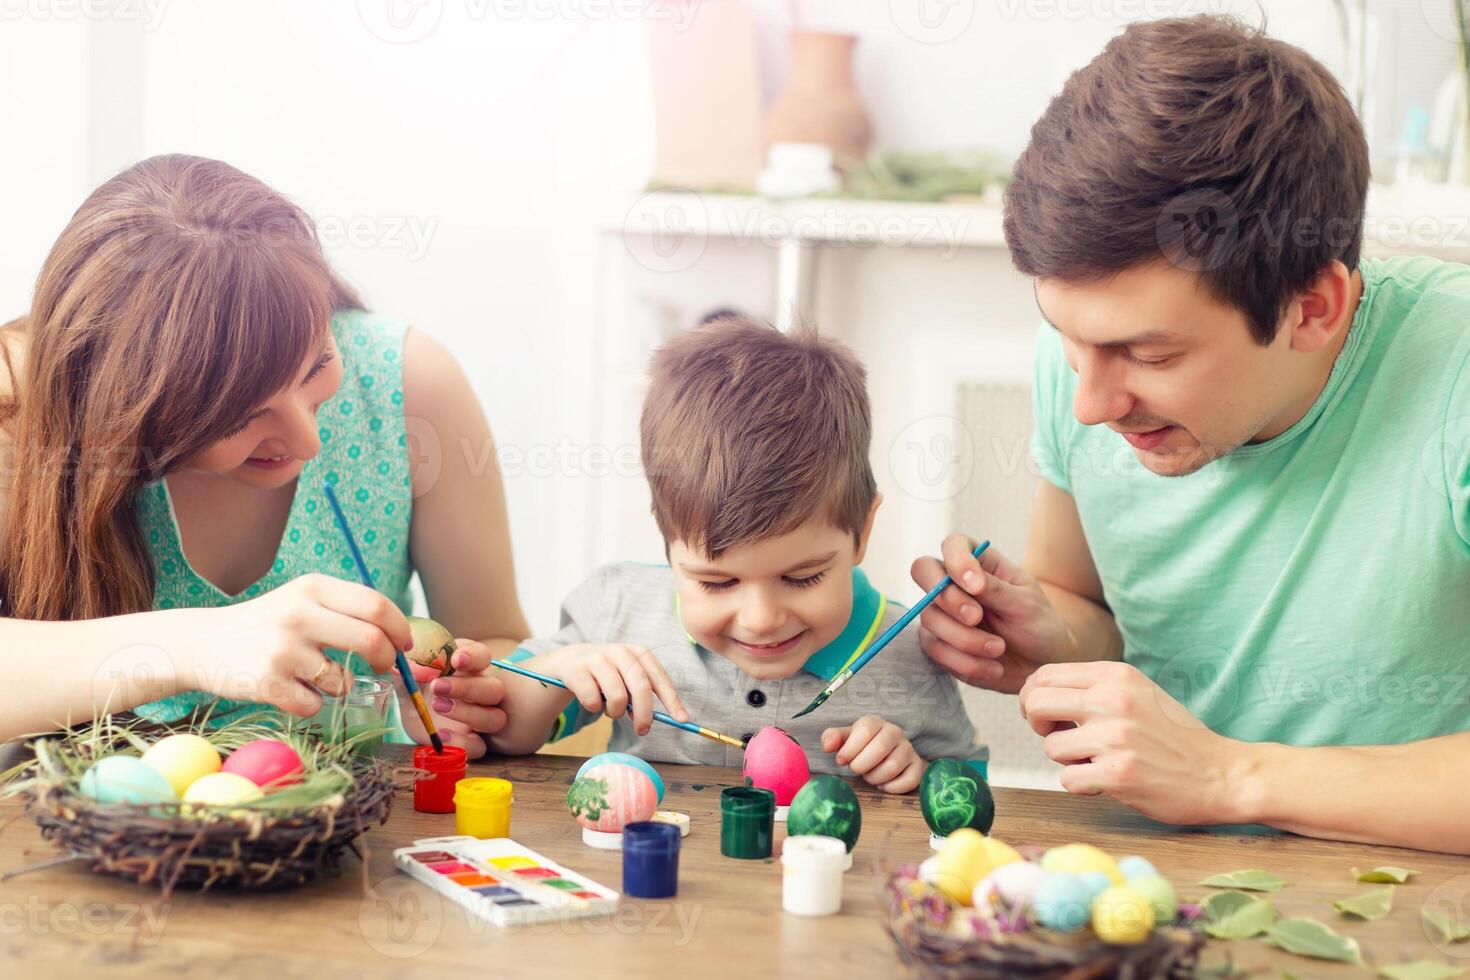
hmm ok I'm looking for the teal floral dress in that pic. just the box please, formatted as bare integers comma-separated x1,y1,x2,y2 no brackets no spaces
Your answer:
133,310,415,738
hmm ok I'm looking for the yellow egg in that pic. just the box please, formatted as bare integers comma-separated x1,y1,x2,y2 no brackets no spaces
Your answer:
1092,884,1156,944
933,828,992,905
981,835,1022,868
141,734,221,796
1041,843,1124,884
181,771,265,816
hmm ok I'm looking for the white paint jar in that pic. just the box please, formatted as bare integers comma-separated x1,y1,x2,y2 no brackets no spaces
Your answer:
781,835,846,916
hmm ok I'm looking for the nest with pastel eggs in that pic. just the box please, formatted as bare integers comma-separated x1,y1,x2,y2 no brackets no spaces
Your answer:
884,865,1207,979
3,712,404,897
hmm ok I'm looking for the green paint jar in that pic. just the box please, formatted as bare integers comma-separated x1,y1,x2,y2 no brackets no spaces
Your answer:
720,786,776,859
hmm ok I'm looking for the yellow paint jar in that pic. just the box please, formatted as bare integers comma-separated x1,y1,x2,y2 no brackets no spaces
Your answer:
454,777,513,838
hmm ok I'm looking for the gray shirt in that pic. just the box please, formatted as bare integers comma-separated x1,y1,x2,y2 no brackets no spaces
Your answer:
510,562,986,776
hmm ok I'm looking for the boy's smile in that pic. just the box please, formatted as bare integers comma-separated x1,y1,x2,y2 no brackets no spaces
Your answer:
670,504,878,681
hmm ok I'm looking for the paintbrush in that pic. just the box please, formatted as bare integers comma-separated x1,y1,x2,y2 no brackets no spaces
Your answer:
490,657,746,749
792,539,991,719
322,482,445,755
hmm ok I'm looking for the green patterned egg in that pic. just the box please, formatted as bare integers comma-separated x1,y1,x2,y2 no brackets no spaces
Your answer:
919,758,995,837
786,774,862,852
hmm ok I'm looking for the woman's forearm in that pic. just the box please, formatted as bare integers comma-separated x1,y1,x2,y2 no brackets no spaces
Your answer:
1233,732,1470,854
0,609,196,741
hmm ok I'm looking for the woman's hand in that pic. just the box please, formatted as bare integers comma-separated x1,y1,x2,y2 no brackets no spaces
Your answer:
406,639,508,758
179,573,412,717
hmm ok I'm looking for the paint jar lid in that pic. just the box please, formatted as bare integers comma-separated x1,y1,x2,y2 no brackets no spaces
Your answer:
781,835,847,872
720,786,775,817
414,745,467,771
454,777,511,805
622,820,681,856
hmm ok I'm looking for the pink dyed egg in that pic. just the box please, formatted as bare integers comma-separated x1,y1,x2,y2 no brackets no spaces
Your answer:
220,739,305,792
742,726,809,805
568,763,658,833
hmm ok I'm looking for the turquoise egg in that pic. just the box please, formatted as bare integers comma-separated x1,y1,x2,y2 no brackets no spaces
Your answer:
1079,871,1113,901
1118,855,1159,881
1033,872,1093,932
576,752,664,804
79,755,178,805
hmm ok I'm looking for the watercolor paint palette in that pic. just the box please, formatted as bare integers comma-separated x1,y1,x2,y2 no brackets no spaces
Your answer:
394,835,619,926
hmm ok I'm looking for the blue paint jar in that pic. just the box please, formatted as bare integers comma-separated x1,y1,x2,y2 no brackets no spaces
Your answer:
622,821,681,898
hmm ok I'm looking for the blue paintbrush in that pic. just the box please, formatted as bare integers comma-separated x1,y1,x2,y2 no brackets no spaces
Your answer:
322,482,444,754
489,658,746,749
792,539,991,719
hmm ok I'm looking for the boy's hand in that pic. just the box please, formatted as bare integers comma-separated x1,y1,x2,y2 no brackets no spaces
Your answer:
407,639,508,757
821,715,924,793
540,644,690,736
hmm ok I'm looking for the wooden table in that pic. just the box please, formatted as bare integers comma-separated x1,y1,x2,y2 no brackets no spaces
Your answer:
1,749,1467,978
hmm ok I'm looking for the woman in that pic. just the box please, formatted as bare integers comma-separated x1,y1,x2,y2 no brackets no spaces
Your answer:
0,154,528,757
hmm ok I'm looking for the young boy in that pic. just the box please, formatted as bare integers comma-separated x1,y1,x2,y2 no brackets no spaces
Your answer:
490,316,984,792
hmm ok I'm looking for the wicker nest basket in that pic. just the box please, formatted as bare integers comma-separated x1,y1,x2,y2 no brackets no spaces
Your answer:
11,722,408,896
885,865,1207,980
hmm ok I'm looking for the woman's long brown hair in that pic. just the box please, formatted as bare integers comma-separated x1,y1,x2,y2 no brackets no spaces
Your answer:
0,154,364,621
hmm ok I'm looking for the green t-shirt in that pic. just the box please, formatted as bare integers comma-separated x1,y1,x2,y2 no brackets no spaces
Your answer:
1031,255,1470,747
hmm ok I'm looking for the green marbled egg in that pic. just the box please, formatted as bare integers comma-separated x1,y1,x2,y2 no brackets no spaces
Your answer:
786,774,862,852
919,758,995,837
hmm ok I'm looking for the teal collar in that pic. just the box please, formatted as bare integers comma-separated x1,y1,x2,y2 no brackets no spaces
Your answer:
800,568,887,681
676,566,887,681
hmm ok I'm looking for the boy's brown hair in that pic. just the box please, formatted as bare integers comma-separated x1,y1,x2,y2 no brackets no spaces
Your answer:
641,315,877,558
1003,15,1369,345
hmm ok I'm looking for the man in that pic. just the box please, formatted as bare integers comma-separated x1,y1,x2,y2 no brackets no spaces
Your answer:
913,15,1470,854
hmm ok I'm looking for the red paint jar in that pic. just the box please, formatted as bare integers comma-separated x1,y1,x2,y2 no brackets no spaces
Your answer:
413,745,467,813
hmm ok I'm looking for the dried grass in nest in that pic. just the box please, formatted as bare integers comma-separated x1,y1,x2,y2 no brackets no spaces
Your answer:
885,865,1207,980
3,711,413,896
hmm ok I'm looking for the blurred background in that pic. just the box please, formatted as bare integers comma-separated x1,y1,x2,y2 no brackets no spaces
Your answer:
4,0,1470,785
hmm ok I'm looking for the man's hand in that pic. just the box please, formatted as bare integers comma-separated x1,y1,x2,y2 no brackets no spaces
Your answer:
911,535,1077,693
1019,661,1253,825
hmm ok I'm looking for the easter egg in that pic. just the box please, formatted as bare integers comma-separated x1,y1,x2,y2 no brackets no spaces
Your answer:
567,763,657,833
918,759,995,837
1033,872,1093,932
181,772,265,815
79,755,177,805
741,726,809,806
918,856,942,883
576,752,665,803
980,835,1022,869
1079,871,1113,901
221,739,305,792
1041,843,1124,884
933,827,992,905
407,615,457,675
786,774,862,852
141,733,221,796
1126,873,1178,925
1118,855,1159,881
973,859,1050,913
1092,884,1156,944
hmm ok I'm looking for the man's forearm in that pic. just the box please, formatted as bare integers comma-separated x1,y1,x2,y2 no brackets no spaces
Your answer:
1038,581,1124,663
1231,731,1470,854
